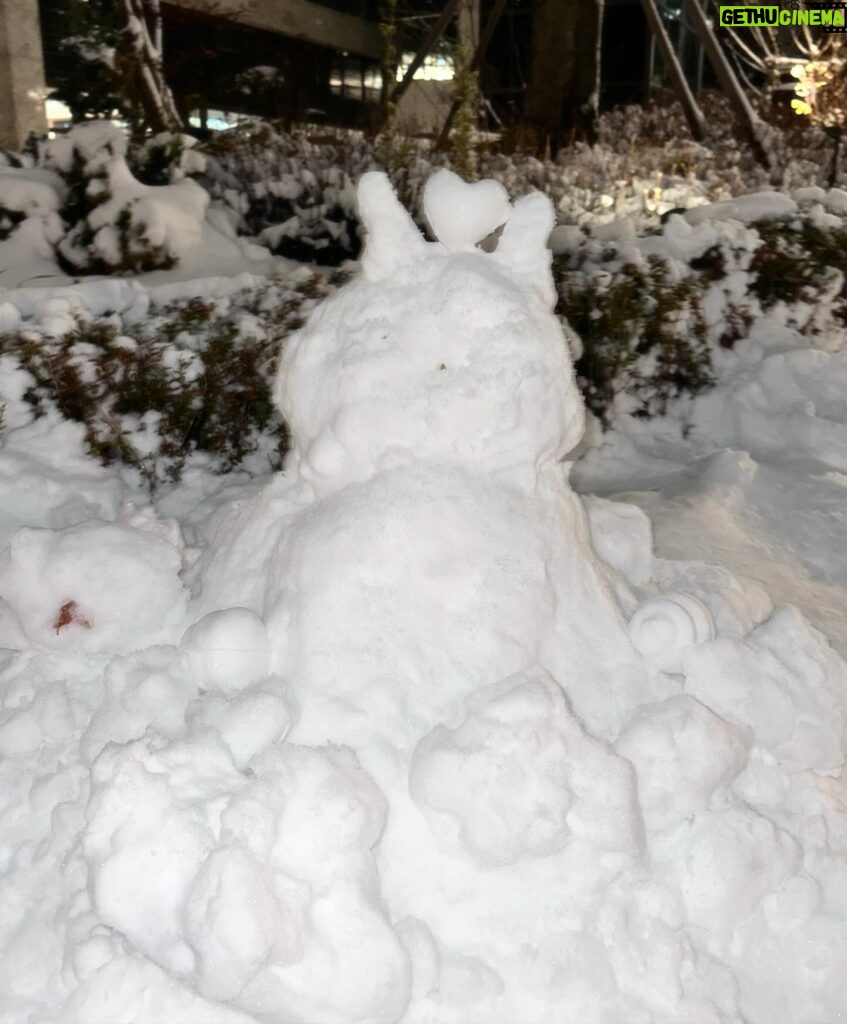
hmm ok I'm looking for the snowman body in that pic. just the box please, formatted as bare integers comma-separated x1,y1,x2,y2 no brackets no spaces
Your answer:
266,172,648,748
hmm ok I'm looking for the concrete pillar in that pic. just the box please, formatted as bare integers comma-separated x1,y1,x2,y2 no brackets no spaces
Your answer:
0,0,48,149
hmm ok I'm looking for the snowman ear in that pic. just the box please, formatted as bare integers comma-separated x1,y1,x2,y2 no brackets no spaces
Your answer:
358,171,427,281
493,191,557,309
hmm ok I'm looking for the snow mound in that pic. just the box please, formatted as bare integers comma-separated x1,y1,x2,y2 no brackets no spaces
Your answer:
0,519,187,654
410,667,641,866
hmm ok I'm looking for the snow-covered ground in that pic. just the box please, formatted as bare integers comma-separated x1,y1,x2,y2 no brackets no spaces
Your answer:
0,166,846,1024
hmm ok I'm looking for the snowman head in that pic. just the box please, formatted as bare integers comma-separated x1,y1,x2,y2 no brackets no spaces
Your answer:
275,170,585,494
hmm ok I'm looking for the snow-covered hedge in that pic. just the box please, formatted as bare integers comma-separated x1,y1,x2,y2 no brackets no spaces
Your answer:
555,187,847,424
2,96,844,275
202,122,369,266
43,123,209,274
3,193,847,487
0,269,335,487
0,124,212,276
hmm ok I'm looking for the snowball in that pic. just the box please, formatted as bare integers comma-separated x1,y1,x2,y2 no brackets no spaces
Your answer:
616,695,750,831
180,607,271,692
629,592,715,673
410,667,641,865
211,744,410,1023
81,647,198,765
683,606,847,773
0,301,21,332
184,846,279,1002
654,806,801,934
186,683,292,768
423,168,511,251
0,520,187,654
82,739,231,973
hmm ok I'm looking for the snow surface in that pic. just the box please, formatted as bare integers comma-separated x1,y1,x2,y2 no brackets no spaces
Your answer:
0,171,846,1024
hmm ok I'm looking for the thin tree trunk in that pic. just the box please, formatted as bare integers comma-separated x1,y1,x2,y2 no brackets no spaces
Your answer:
122,0,182,134
639,0,706,139
681,0,771,167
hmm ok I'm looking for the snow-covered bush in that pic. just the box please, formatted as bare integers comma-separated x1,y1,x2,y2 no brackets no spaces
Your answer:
0,272,330,487
557,253,713,424
554,187,847,423
131,131,207,186
202,122,368,265
40,123,208,275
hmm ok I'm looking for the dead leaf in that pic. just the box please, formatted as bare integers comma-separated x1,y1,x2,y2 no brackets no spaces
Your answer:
54,600,92,634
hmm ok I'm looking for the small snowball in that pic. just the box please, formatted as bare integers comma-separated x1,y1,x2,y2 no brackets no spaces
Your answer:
0,301,22,332
655,806,801,933
83,740,219,973
629,592,715,673
185,847,280,1002
683,606,847,773
187,683,292,768
180,607,271,692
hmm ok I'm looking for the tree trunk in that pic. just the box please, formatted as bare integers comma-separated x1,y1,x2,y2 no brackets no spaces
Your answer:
121,0,183,135
524,0,603,153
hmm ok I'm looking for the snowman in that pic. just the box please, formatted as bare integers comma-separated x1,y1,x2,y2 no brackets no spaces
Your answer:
175,169,771,1023
262,168,654,748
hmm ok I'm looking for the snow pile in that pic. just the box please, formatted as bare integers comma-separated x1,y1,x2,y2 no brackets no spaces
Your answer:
0,170,846,1024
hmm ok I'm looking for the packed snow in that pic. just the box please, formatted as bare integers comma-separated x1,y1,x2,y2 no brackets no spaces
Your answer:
0,166,845,1024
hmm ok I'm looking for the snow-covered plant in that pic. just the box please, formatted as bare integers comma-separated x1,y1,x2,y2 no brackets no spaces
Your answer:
131,131,207,185
557,253,713,424
40,122,208,275
554,187,847,422
203,121,366,264
0,275,328,487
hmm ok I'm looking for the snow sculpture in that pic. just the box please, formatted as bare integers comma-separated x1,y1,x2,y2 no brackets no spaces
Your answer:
67,170,847,1024
269,168,651,743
